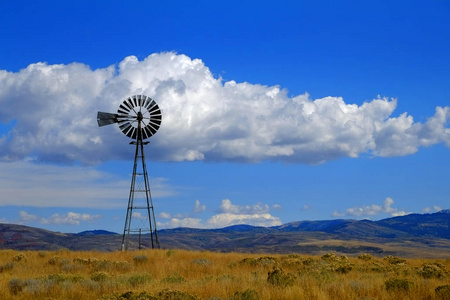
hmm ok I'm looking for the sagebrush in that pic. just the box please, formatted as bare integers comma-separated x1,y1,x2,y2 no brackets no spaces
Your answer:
0,249,449,299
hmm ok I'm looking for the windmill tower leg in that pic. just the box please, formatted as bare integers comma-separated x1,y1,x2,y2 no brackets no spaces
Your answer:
121,131,159,251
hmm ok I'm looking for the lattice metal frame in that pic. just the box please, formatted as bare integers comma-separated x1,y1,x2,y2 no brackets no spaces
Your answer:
97,95,161,250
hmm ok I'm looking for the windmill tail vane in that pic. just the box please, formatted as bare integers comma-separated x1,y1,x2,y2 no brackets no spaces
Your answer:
97,95,162,251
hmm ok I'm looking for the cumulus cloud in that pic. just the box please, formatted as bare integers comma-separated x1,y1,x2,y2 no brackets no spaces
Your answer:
19,210,38,222
157,217,203,229
217,199,270,214
193,200,206,213
158,212,171,219
301,204,310,211
1,52,449,165
16,211,100,225
158,198,281,229
422,205,442,213
206,212,281,228
333,197,410,218
41,212,100,225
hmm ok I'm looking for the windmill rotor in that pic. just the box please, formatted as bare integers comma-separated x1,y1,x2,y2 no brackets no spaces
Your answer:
97,95,162,140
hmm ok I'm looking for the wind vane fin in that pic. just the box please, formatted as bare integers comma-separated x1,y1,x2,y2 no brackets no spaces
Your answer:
97,111,119,127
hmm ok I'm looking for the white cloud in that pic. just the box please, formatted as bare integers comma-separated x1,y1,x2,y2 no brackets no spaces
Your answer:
334,197,410,218
0,52,448,165
132,212,147,220
158,217,203,229
272,204,282,210
193,199,206,213
218,199,270,214
19,210,38,222
422,205,442,213
0,160,176,207
40,212,100,225
206,213,281,228
434,205,442,212
157,199,281,229
158,212,171,219
332,211,345,218
301,204,310,211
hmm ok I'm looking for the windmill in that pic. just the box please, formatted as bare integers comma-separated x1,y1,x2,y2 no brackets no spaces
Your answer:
97,95,162,250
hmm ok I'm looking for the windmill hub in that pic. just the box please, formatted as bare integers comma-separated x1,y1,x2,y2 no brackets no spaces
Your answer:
137,111,143,122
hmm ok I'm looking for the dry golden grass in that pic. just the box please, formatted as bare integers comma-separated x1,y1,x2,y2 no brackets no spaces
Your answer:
0,248,449,299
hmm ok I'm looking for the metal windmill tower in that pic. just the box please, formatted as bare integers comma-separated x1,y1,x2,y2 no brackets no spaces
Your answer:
97,95,162,250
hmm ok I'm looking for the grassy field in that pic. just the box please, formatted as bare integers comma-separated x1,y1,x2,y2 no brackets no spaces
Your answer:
0,249,449,299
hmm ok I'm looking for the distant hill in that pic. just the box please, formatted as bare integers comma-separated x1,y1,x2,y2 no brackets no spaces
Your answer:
1,210,449,258
77,230,118,236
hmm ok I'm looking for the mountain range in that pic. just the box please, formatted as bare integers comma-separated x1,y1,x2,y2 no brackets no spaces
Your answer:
1,209,449,258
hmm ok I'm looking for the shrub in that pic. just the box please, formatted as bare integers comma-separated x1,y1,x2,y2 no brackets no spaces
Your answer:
384,256,406,265
385,278,413,292
419,263,446,279
8,279,26,295
128,273,152,287
47,256,60,265
101,291,153,300
13,253,28,262
233,288,259,300
48,274,67,283
0,262,14,273
358,253,373,261
241,256,276,266
435,285,450,299
133,254,149,265
286,254,303,259
24,278,42,294
321,253,339,261
302,258,317,266
157,289,199,300
91,271,110,282
114,261,132,272
336,264,353,274
282,258,302,267
161,273,186,284
267,267,296,287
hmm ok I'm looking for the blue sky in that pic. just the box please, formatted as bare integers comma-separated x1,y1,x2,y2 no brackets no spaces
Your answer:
0,0,449,233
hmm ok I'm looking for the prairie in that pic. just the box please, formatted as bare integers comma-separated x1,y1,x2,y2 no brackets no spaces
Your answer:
0,249,449,299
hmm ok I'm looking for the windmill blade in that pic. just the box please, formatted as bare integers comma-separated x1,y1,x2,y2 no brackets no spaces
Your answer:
127,98,135,109
147,102,157,112
142,127,150,140
119,121,132,130
149,120,161,129
126,127,136,138
143,97,151,109
151,113,162,121
145,124,159,135
145,99,155,110
124,100,133,111
97,111,119,127
148,106,161,115
131,128,138,139
137,95,142,106
118,104,131,114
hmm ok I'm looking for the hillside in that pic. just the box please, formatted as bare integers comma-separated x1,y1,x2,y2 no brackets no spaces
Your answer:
1,210,449,258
